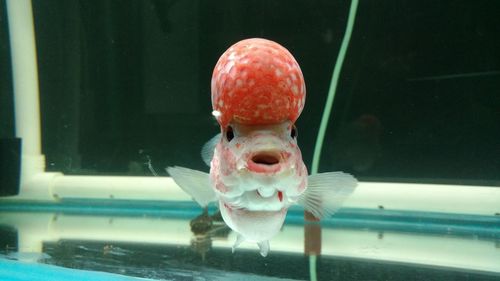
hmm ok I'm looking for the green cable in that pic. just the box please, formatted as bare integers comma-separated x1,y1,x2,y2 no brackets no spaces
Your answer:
309,254,317,281
311,0,359,175
309,1,359,281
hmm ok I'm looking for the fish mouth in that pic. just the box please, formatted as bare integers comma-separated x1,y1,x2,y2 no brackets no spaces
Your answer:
247,151,282,173
251,153,280,165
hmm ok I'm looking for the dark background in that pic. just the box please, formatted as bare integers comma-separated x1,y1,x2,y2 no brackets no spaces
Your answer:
1,0,499,185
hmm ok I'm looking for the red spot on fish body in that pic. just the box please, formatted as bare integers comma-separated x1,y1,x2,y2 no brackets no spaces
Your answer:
280,151,292,161
298,174,307,193
210,144,231,193
219,144,237,177
223,202,233,213
278,191,283,202
215,181,228,193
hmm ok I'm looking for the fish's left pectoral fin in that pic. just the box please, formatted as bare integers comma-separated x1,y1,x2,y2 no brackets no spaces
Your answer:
257,240,270,257
166,166,216,207
298,172,358,219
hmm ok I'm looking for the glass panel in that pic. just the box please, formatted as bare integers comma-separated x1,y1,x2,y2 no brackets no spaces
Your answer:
0,1,14,139
4,0,499,186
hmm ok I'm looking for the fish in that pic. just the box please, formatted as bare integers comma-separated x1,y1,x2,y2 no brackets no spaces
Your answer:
167,38,357,257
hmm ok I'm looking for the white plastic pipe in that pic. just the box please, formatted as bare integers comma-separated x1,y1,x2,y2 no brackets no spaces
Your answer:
3,0,189,202
6,0,60,200
7,0,41,157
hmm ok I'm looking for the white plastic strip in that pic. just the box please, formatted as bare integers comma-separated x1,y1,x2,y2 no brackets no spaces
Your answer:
2,173,499,216
6,0,60,201
49,178,500,216
51,175,191,201
343,181,500,216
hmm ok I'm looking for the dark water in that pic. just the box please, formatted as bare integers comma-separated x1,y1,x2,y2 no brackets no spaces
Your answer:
33,240,500,281
1,0,499,185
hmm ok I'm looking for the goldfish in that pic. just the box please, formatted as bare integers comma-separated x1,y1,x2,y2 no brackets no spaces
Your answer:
167,38,357,257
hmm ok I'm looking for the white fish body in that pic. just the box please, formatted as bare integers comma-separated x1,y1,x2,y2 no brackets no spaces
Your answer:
167,121,357,256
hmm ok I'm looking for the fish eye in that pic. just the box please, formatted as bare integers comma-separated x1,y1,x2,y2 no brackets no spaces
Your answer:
291,124,298,138
226,126,234,142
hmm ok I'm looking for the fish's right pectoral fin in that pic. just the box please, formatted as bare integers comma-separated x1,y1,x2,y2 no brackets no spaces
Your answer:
298,172,358,219
166,166,216,207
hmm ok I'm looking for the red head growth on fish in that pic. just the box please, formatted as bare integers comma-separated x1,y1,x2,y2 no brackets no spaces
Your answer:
211,38,306,128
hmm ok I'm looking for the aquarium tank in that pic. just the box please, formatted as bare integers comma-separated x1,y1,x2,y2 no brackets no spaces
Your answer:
0,0,499,280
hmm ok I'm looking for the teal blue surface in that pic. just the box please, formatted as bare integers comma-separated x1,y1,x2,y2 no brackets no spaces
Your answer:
1,199,499,238
0,259,150,281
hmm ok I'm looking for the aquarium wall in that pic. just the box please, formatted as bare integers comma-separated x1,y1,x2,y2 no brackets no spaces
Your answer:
1,0,498,186
0,1,499,280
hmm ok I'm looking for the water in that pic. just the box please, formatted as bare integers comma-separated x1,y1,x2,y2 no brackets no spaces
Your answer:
1,200,499,280
1,0,498,184
1,0,499,280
